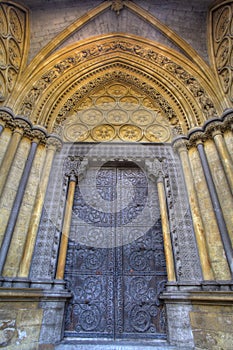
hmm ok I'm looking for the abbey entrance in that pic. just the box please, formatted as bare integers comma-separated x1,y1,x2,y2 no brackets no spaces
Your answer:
0,1,233,348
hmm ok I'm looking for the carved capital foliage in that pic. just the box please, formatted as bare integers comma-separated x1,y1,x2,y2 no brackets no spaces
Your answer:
13,116,32,135
222,111,233,131
0,110,14,128
145,158,166,182
172,136,189,153
204,120,223,138
209,1,233,103
64,156,88,181
31,126,47,144
188,128,205,148
0,2,28,104
46,135,63,151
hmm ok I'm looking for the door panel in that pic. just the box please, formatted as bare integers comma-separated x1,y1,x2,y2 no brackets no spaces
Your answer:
64,165,167,340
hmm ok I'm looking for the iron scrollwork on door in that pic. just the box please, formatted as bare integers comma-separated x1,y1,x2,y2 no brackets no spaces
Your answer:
64,164,167,340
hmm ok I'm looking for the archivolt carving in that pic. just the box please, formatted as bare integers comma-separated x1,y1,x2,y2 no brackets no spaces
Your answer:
210,1,233,103
0,2,28,103
52,66,181,131
17,37,217,129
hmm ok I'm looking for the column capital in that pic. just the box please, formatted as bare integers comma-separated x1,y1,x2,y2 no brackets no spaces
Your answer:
64,156,88,182
46,134,63,151
30,126,47,144
204,118,223,138
145,158,166,183
172,135,189,154
222,111,233,132
0,110,14,129
188,127,205,148
13,116,32,136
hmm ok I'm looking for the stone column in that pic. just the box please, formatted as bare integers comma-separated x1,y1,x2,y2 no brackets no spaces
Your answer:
188,129,233,277
205,120,233,194
0,128,47,275
173,136,214,280
157,174,176,282
0,117,32,198
222,111,233,160
18,135,62,277
56,174,77,280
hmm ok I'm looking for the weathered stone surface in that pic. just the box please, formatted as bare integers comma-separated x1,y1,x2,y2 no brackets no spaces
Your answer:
0,320,16,347
21,0,211,63
190,301,233,350
165,302,194,347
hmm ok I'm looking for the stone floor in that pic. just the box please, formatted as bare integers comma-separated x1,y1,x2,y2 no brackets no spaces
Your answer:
55,339,192,349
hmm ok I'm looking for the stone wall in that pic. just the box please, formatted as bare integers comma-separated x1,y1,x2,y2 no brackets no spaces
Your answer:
18,0,211,63
190,299,233,350
0,299,43,349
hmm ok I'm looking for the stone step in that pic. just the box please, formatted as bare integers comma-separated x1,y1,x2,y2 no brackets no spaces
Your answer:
55,339,188,350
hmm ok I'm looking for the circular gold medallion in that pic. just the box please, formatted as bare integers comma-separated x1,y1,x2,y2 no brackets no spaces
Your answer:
106,109,128,125
145,124,170,143
108,84,128,96
119,124,143,142
96,96,116,110
64,123,89,142
131,110,153,126
91,124,116,141
80,109,103,125
119,96,139,110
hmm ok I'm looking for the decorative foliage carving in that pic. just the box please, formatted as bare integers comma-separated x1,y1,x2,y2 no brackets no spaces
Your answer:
210,2,233,102
54,70,179,134
145,158,166,182
64,156,88,181
110,0,125,15
19,38,216,124
0,2,28,103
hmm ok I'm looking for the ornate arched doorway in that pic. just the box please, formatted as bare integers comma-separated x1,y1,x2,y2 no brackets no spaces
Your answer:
25,34,214,344
64,160,167,340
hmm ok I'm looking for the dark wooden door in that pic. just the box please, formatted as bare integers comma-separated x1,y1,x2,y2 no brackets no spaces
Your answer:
64,164,167,340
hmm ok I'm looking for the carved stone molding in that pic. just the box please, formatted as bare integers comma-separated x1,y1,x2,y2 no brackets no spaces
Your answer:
222,110,233,131
172,111,233,149
13,116,32,136
17,37,216,128
50,65,181,132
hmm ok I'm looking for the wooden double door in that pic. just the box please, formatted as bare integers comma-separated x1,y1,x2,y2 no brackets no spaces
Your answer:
64,164,167,340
